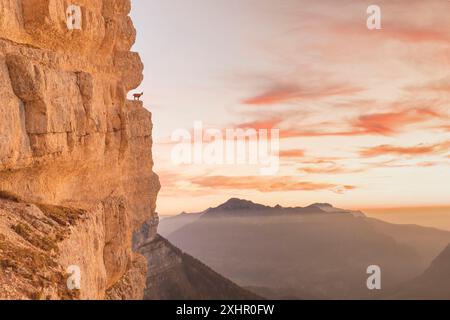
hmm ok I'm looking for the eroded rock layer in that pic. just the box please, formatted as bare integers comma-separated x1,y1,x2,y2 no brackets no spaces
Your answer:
0,0,160,299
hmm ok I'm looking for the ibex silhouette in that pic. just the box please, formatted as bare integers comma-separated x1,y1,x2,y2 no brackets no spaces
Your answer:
133,92,144,101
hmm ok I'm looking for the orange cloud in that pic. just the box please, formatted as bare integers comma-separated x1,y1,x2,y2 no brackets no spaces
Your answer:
300,158,343,165
298,157,449,176
379,27,450,44
360,141,450,157
242,85,299,105
279,128,357,138
331,19,450,44
405,78,450,93
256,107,443,139
299,165,364,175
353,108,440,135
237,117,284,129
158,171,185,187
435,125,450,132
417,161,440,168
298,156,368,175
279,149,306,158
192,175,355,193
242,83,363,106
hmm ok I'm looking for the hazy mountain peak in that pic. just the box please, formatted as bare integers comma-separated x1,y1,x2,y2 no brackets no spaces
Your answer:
311,203,333,208
194,198,367,219
303,203,338,212
307,203,365,217
212,198,269,211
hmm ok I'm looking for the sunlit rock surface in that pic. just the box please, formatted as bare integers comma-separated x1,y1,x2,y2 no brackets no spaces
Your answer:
0,0,160,300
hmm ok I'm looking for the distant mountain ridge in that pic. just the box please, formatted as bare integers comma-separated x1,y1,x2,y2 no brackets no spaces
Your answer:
202,198,366,218
209,198,270,211
159,198,366,236
160,198,450,299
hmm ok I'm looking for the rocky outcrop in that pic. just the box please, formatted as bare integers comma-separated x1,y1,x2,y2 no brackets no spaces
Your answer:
0,0,160,299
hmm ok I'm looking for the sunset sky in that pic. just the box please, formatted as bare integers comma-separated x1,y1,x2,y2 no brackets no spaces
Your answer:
131,0,450,216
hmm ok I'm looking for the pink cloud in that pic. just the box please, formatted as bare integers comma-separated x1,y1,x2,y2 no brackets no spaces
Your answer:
360,141,450,157
242,83,364,106
192,175,355,193
279,149,306,158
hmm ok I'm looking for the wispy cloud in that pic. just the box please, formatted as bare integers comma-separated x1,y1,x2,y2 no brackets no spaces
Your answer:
136,0,450,212
279,149,306,158
360,141,450,157
353,108,442,135
298,165,363,175
405,77,450,93
192,175,355,193
331,22,450,45
236,117,284,129
242,83,364,106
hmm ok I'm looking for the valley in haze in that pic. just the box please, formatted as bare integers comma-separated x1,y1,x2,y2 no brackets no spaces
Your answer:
364,207,450,232
136,234,261,300
159,198,450,300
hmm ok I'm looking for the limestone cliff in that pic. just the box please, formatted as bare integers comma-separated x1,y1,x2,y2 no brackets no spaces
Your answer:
0,0,160,299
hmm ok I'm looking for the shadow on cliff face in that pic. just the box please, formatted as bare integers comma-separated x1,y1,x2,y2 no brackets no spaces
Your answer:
134,234,261,300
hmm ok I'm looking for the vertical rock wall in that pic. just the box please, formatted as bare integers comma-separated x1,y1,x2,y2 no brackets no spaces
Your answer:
0,0,160,299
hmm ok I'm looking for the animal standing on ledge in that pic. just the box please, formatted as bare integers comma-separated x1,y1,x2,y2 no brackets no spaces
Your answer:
133,92,144,101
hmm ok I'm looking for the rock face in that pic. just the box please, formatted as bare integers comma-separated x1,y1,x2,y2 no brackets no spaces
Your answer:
135,234,260,300
0,0,160,299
